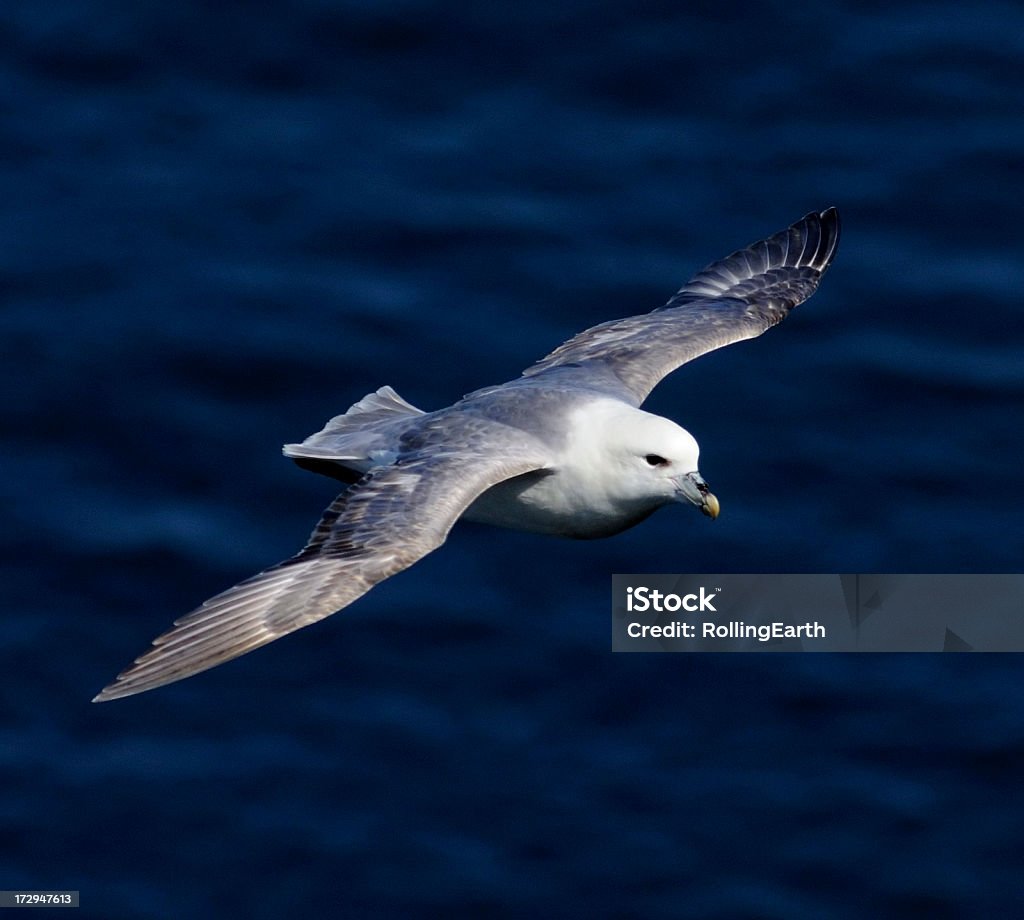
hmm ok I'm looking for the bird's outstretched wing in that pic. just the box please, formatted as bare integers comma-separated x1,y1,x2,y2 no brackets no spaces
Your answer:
522,208,840,405
94,418,551,702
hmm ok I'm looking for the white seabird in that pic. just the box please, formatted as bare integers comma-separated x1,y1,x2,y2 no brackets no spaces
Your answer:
94,208,840,701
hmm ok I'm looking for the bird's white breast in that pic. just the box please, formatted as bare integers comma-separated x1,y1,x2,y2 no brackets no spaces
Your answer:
462,400,667,538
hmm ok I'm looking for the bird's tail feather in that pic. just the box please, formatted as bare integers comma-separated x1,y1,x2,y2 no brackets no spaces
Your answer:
283,385,425,463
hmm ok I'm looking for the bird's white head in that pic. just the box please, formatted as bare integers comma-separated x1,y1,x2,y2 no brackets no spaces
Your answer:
584,404,720,520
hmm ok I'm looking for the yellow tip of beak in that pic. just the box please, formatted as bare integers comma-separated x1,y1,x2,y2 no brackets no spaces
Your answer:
701,492,720,520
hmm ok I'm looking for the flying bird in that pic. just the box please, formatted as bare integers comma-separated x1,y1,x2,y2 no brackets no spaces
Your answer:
94,208,840,701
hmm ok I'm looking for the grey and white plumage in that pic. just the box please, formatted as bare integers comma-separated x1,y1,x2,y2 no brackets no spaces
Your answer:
94,207,840,701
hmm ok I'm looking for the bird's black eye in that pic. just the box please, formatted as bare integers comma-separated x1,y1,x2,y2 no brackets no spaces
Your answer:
645,454,669,467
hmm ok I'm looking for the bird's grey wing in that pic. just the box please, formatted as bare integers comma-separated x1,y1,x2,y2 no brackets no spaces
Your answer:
522,208,840,405
93,421,551,702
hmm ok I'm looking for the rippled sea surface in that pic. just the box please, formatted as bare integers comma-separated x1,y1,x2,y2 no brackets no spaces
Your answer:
3,2,1023,916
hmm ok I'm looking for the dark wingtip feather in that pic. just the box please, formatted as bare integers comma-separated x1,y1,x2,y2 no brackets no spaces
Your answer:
666,207,841,311
805,206,841,272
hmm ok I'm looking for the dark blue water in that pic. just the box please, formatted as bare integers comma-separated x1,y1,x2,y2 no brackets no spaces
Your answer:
3,1,1023,916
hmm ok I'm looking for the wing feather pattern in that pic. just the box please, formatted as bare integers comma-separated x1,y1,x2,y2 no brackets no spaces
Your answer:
94,419,550,701
522,208,840,404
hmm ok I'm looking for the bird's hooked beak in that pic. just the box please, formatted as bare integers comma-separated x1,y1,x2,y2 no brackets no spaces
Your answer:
674,471,720,520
